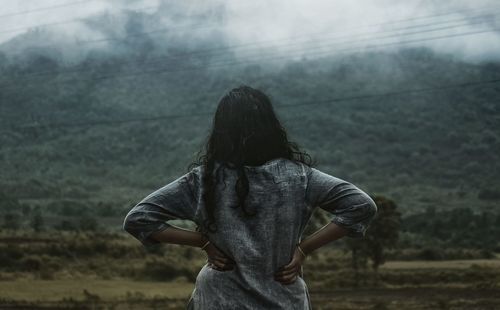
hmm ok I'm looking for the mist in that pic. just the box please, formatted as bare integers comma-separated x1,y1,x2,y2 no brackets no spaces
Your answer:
0,0,499,64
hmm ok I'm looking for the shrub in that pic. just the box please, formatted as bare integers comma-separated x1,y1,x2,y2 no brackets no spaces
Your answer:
478,188,500,200
21,256,42,271
79,216,99,231
142,259,194,281
2,213,21,230
417,247,445,260
55,220,77,231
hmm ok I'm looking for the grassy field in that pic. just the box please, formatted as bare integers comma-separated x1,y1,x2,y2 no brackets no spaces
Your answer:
0,280,498,309
0,257,499,309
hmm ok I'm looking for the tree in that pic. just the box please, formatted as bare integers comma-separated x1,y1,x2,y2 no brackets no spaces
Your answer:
30,206,44,232
346,195,401,286
365,196,401,269
0,191,21,213
345,235,370,286
79,215,99,231
55,220,77,231
3,213,21,230
21,203,32,217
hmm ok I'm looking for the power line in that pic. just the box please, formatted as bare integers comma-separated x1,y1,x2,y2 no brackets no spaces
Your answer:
101,25,500,78
78,20,234,45
2,12,498,89
279,78,500,108
0,0,93,19
0,5,159,35
360,3,500,27
11,78,500,132
1,2,499,88
3,3,500,45
0,1,255,41
79,13,500,61
0,5,240,38
3,4,497,63
3,22,499,94
198,15,499,68
5,25,498,136
18,111,213,130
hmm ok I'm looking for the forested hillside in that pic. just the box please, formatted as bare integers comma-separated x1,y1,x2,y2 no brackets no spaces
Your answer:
1,46,499,218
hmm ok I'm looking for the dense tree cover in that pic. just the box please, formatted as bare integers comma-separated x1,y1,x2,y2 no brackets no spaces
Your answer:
402,206,500,250
0,46,498,239
2,189,498,250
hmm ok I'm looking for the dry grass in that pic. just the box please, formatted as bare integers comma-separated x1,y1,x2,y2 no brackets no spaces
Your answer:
381,256,500,270
0,278,194,302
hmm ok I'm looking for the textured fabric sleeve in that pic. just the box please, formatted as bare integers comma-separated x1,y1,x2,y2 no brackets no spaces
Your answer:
305,167,377,238
122,167,201,248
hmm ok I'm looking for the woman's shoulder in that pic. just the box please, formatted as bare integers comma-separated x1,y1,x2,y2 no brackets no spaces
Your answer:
195,157,315,179
242,157,307,173
256,158,313,183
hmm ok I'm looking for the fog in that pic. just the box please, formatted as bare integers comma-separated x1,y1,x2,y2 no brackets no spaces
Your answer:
0,0,499,63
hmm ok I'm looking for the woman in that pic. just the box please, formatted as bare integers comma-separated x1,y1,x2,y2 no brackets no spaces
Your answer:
123,85,378,309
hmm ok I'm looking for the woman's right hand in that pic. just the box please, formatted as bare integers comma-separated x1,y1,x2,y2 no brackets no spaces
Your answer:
274,245,307,284
203,241,236,271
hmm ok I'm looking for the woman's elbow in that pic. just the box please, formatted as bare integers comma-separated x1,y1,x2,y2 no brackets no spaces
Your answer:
123,211,141,235
366,195,378,219
122,218,131,234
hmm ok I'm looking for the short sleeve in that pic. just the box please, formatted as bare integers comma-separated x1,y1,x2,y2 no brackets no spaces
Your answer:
305,167,377,238
122,167,201,248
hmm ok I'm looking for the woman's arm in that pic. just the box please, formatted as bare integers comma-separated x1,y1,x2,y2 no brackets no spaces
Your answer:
151,225,235,270
274,222,349,283
123,168,202,249
150,225,209,248
275,169,377,284
303,167,378,250
298,222,349,255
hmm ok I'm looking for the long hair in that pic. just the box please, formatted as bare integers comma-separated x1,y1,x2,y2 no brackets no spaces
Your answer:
188,85,314,236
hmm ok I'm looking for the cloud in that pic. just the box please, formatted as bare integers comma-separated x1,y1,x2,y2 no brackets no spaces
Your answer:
0,0,498,62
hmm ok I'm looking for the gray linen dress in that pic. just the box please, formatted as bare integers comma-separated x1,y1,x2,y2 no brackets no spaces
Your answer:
123,157,378,309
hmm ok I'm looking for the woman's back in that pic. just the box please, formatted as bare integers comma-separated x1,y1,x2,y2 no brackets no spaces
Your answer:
124,157,377,309
205,158,310,270
191,158,313,309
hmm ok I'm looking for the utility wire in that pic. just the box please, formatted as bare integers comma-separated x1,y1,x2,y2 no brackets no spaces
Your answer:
0,1,255,40
0,5,159,35
2,12,497,89
87,25,500,80
2,22,498,92
11,78,500,132
0,0,94,19
186,15,500,68
5,23,497,131
360,3,500,27
5,7,497,60
2,4,497,64
3,3,500,46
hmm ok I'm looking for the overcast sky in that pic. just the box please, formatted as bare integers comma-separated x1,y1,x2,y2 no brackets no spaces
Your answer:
0,0,499,62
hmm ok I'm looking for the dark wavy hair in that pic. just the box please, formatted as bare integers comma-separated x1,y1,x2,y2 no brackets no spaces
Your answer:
188,85,315,237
